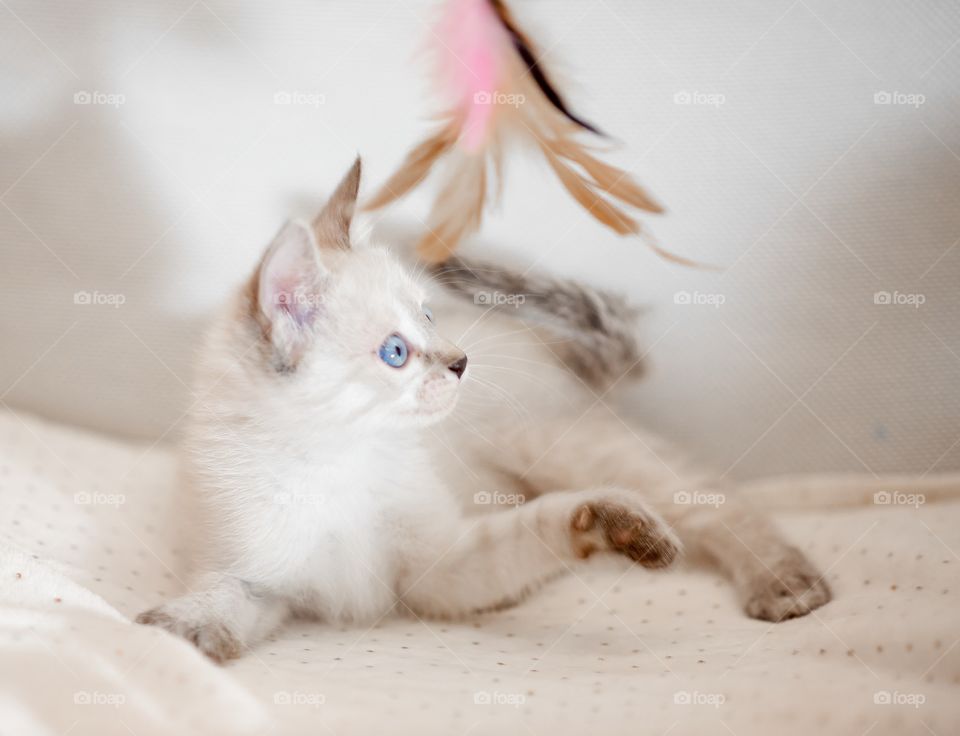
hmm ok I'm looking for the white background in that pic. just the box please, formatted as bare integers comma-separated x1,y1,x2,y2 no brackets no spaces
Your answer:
1,0,958,479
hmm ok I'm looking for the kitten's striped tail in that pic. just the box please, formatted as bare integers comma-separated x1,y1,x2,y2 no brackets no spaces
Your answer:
433,256,645,389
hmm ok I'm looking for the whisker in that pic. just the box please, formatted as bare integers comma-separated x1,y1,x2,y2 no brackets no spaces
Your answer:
466,375,532,424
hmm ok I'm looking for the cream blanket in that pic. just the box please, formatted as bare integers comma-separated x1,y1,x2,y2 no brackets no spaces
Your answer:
1,409,957,735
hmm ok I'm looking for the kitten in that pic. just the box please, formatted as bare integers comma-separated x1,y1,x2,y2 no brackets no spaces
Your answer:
137,159,829,662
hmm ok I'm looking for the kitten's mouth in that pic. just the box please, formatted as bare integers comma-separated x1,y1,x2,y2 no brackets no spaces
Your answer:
410,379,461,422
415,394,459,418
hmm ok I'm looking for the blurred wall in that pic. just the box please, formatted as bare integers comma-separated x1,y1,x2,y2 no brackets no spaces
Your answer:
1,0,958,479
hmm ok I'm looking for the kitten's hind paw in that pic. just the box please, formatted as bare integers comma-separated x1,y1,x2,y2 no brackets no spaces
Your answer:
571,495,681,569
742,548,832,622
136,606,243,664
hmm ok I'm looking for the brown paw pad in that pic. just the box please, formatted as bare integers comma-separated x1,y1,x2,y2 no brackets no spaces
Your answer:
571,502,679,569
571,505,596,532
135,607,242,663
185,622,243,663
743,550,833,622
136,609,174,628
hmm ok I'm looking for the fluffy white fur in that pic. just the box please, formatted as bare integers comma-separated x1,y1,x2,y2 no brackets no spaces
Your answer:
137,160,828,662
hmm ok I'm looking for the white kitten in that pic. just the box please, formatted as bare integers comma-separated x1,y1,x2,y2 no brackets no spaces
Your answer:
137,159,684,662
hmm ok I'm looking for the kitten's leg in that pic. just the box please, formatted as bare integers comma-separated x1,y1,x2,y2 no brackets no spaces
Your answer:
666,503,831,621
399,488,680,618
480,406,831,621
136,573,289,662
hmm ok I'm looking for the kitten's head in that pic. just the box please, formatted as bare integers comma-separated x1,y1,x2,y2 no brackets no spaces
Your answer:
247,158,467,427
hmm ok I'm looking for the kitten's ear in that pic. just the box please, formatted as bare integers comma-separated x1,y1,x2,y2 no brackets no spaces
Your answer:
312,156,361,250
256,220,325,370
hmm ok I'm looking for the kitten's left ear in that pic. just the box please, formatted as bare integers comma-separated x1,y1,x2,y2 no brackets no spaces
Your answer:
312,156,361,250
256,220,326,371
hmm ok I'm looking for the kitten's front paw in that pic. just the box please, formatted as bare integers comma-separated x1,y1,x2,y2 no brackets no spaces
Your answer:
742,548,832,622
570,496,680,568
136,605,242,664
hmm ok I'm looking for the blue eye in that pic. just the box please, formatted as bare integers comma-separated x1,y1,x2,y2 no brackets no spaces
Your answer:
423,305,434,323
378,334,409,368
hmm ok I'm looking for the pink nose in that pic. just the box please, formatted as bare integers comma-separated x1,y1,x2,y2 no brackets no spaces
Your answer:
448,355,468,379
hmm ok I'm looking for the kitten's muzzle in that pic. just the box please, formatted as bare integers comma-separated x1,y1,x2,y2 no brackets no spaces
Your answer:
448,355,468,380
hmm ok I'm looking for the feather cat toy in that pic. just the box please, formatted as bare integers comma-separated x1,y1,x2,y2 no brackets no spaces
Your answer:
366,0,697,266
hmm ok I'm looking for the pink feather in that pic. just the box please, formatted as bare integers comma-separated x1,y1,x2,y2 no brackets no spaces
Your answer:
366,0,694,265
436,0,506,151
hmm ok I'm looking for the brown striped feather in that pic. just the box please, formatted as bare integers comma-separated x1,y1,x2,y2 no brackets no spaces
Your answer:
539,142,638,235
552,138,664,213
364,119,459,211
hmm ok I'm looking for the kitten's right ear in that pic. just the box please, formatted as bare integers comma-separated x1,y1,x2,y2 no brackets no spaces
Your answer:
255,220,325,371
312,156,361,250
